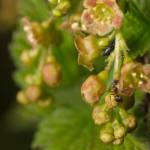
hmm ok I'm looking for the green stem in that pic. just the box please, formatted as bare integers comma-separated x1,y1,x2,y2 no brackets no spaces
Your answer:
113,32,128,80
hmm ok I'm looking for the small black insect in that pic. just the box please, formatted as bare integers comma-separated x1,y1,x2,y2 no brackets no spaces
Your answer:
112,80,119,86
115,95,123,102
102,39,115,57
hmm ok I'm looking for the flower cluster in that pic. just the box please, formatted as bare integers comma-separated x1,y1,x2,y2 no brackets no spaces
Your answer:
73,0,150,145
15,0,150,145
17,18,62,107
19,0,150,145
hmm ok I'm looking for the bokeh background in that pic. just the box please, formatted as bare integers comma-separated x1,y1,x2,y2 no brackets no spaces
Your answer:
0,0,33,149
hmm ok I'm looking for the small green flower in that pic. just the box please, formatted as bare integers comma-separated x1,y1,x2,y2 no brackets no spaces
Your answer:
49,0,71,17
113,121,126,139
20,49,39,65
75,34,110,70
17,91,29,105
123,115,137,131
75,34,100,70
113,138,124,145
100,123,114,143
119,108,137,131
105,93,117,109
92,105,111,125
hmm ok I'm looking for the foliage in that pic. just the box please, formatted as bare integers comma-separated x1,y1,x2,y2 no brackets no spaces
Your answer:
10,0,150,149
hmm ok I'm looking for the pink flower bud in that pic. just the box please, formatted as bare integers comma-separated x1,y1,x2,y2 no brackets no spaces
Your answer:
42,63,61,87
81,75,105,105
25,85,41,102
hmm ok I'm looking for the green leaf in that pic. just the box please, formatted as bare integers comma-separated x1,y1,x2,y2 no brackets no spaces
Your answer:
33,106,112,150
122,1,150,58
33,106,150,150
130,0,150,23
18,0,50,21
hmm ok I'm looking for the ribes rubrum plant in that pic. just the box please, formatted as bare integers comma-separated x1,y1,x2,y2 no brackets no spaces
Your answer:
10,0,150,149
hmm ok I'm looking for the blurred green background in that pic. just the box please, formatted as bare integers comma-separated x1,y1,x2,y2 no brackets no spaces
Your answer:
0,0,33,149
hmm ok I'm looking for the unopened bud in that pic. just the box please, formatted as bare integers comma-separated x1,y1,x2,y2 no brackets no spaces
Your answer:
42,62,61,87
100,123,114,143
20,49,38,65
100,132,114,143
113,138,124,145
52,9,62,17
52,1,71,17
17,91,29,105
20,50,31,65
25,85,41,102
105,93,117,109
81,75,105,105
92,105,111,125
123,115,137,131
113,123,126,139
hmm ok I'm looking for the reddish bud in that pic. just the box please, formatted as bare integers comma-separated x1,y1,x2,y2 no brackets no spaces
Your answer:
81,75,105,105
42,62,61,87
25,85,41,102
